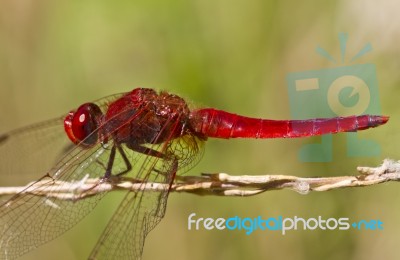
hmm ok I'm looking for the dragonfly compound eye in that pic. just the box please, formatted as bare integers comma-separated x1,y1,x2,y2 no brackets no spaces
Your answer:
64,103,103,146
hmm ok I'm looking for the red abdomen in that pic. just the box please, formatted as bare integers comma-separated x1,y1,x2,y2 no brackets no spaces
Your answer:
190,108,389,139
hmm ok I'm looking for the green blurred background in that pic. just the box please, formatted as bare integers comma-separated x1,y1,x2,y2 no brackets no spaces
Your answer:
0,0,399,259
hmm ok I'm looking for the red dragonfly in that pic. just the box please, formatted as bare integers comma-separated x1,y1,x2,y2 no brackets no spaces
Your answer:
0,88,388,259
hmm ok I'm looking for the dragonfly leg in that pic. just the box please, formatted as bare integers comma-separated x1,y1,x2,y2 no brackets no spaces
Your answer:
103,145,116,179
103,144,133,179
114,144,132,176
106,142,169,179
168,158,178,188
126,142,178,183
126,142,166,159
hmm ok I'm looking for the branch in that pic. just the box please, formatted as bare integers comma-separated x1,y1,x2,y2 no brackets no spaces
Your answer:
1,159,400,200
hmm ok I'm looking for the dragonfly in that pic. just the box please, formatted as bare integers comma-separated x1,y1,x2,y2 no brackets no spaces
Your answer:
0,88,389,259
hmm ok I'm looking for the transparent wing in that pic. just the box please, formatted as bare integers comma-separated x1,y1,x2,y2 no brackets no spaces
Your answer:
89,111,204,260
0,92,125,190
0,93,128,260
88,144,173,260
0,117,70,189
0,139,120,259
0,90,205,260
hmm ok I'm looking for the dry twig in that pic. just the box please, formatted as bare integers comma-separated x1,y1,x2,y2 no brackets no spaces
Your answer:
0,159,399,200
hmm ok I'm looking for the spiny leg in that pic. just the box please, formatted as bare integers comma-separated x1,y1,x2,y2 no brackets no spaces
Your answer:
127,142,166,159
127,142,178,182
115,144,132,176
103,145,116,179
126,142,173,178
102,144,133,180
102,142,169,183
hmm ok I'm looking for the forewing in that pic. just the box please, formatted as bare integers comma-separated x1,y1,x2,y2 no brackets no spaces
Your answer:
0,92,128,259
0,118,70,189
0,92,125,191
0,139,115,260
0,90,205,260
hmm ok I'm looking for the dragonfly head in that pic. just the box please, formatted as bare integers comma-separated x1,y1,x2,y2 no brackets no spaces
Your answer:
64,103,103,147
